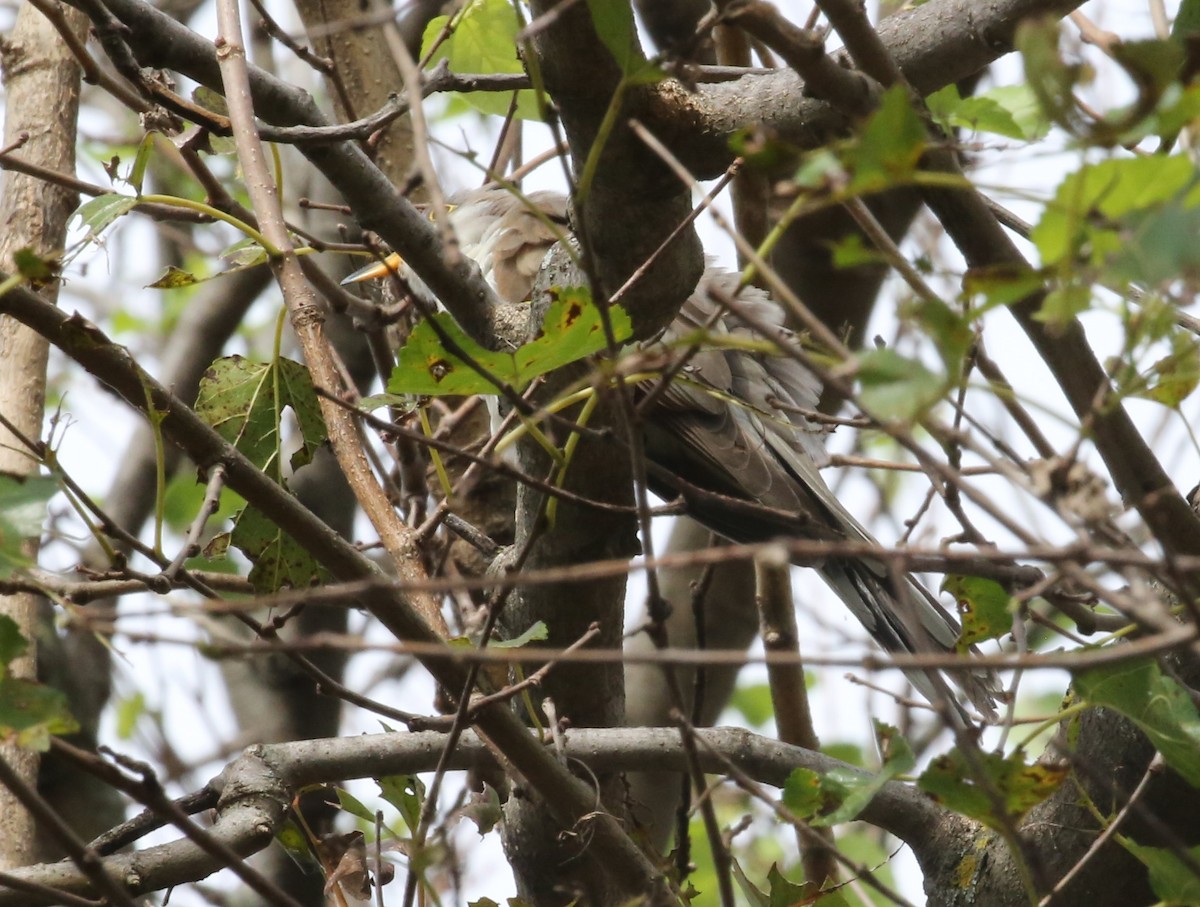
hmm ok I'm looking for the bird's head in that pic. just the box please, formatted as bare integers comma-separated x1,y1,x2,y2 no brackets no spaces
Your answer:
341,188,570,307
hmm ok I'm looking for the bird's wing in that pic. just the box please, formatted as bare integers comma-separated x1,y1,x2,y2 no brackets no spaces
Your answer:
642,270,998,718
645,272,836,536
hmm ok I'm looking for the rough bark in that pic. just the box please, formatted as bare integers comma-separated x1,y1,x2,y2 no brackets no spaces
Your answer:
231,4,430,896
501,248,641,907
526,0,705,340
926,654,1200,907
293,0,418,185
0,0,89,868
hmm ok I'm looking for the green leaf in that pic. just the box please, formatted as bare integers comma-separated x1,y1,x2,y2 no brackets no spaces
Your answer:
926,84,1026,140
962,265,1046,310
729,126,802,172
1111,39,1185,98
335,787,376,823
128,132,157,195
185,552,239,578
12,247,58,283
1035,283,1092,329
230,504,325,593
377,774,424,834
114,691,146,740
814,721,915,827
584,0,638,73
421,0,540,120
1150,83,1200,144
731,858,772,907
1017,17,1089,133
1094,152,1194,220
855,349,945,421
829,234,887,270
357,393,422,415
981,84,1053,140
941,575,1013,649
520,288,629,372
1032,155,1194,267
196,355,328,479
146,243,267,290
460,785,502,835
847,85,927,193
0,675,79,750
1021,31,1182,144
490,620,549,649
391,314,501,395
389,287,630,396
275,817,321,870
582,0,662,82
1172,0,1200,38
191,88,236,155
1129,332,1200,407
875,720,916,770
0,616,28,671
220,238,270,269
781,723,914,828
781,766,823,819
74,194,138,243
192,85,230,118
202,532,231,561
918,748,1067,831
729,683,777,729
147,265,200,289
0,474,56,538
0,474,56,578
822,742,864,768
278,363,328,472
1109,200,1200,286
1073,657,1200,787
763,864,810,907
163,472,242,534
903,297,973,369
793,149,843,189
1123,840,1200,904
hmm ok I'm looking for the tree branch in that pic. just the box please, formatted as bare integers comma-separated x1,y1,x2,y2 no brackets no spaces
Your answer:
526,0,705,338
80,0,504,347
643,0,1088,178
0,278,665,901
0,726,951,906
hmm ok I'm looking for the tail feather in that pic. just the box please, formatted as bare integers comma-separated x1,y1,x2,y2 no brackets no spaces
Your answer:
644,275,1002,723
819,558,1000,722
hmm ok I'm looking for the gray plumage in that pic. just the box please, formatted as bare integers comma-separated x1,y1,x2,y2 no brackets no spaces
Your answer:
355,188,998,719
653,272,996,718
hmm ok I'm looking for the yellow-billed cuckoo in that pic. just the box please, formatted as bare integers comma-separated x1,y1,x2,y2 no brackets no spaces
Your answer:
345,188,998,719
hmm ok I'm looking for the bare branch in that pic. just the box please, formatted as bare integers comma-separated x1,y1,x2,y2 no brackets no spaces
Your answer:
0,726,951,907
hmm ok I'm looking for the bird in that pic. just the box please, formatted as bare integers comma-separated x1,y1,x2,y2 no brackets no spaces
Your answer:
343,187,999,720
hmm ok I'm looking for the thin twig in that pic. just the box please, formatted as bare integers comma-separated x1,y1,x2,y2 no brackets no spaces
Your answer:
753,545,838,892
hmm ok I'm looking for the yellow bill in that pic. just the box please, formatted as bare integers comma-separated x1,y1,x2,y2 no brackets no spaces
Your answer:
340,252,405,286
341,205,456,285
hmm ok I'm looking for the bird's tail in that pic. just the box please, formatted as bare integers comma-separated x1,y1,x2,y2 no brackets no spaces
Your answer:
818,558,1000,722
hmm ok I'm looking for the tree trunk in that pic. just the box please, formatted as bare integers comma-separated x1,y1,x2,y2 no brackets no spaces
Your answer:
0,0,88,868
